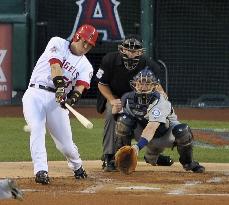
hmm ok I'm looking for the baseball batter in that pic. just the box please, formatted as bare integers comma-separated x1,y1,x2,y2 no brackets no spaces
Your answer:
115,67,205,173
22,24,98,184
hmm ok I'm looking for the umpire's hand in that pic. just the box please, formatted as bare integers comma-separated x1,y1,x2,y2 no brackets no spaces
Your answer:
110,99,122,114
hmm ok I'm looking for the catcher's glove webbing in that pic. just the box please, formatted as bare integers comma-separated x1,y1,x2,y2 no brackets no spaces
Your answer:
115,145,137,175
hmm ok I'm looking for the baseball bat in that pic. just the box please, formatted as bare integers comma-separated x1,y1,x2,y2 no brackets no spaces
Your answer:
65,103,93,129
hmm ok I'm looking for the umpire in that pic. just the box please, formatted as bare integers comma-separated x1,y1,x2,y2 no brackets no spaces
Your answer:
96,35,173,171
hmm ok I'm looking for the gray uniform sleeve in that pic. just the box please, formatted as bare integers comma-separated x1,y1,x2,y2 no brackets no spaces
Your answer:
167,107,180,127
145,95,172,123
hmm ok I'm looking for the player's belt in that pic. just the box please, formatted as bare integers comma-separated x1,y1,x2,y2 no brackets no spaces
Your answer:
30,84,56,93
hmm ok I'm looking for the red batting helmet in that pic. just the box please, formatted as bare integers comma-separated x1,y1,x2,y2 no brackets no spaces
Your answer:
72,24,98,46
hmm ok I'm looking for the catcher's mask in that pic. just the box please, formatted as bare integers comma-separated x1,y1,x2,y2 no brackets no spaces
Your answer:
130,67,159,105
72,24,98,46
118,35,145,71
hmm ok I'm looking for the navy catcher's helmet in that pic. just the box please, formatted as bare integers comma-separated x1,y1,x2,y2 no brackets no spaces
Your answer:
130,67,159,105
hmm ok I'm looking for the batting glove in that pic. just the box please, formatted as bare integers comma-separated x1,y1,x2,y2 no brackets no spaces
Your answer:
55,87,66,103
53,76,66,104
66,90,82,107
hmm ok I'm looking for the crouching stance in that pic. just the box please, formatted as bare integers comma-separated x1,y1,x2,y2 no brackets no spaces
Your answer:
115,67,205,173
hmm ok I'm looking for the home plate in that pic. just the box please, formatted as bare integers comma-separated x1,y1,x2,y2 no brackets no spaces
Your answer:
116,186,160,191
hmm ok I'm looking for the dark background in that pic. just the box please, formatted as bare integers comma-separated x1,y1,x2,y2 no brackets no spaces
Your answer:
34,0,229,106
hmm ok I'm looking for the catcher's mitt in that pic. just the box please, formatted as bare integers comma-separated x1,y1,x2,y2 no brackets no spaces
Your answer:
115,145,137,175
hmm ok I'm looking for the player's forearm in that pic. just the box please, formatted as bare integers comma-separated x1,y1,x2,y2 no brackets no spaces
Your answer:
98,83,116,102
135,122,160,150
50,63,63,79
142,122,160,141
74,85,85,94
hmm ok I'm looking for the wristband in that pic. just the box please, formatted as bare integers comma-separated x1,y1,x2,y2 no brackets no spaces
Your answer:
136,137,149,150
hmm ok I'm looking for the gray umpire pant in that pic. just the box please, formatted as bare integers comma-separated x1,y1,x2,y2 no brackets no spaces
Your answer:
102,102,116,155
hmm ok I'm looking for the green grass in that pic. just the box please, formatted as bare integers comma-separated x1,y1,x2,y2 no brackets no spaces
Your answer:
0,118,228,162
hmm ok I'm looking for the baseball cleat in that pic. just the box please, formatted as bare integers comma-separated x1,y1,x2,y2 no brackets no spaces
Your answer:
183,161,205,173
74,166,87,179
102,160,117,172
156,154,174,166
144,154,174,166
35,170,50,185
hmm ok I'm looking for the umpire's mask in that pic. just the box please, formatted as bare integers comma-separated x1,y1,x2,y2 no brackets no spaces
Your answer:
118,35,145,71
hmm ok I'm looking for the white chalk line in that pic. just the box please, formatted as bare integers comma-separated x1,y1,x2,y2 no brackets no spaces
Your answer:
206,177,223,183
167,176,229,196
21,176,228,197
167,180,202,195
116,186,160,190
168,193,229,196
21,189,82,193
22,188,229,197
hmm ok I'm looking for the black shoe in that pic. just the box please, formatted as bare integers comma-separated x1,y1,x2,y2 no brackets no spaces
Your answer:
183,161,205,173
35,170,50,185
144,154,174,166
74,166,87,179
102,160,117,172
102,154,117,172
156,154,174,166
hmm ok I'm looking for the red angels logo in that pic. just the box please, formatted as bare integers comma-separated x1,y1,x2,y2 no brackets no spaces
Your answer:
69,0,124,41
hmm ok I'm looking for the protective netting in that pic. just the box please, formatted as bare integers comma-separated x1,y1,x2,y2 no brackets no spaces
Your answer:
36,0,229,107
154,0,229,106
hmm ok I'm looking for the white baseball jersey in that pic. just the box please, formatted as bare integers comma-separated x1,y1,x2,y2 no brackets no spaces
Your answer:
30,37,93,93
22,37,94,175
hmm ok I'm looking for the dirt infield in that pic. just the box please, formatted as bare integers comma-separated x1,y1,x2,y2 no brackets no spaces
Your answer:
0,161,229,205
0,105,229,121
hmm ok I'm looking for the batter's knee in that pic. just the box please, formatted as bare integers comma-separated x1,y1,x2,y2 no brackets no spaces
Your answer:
172,123,193,146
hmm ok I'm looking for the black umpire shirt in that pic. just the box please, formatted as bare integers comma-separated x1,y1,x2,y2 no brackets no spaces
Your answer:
97,51,160,98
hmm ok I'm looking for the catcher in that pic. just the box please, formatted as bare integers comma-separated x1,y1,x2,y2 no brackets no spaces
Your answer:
114,67,205,174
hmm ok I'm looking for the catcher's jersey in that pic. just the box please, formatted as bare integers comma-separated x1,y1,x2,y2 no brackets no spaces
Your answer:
29,37,93,94
145,94,179,127
122,91,179,127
